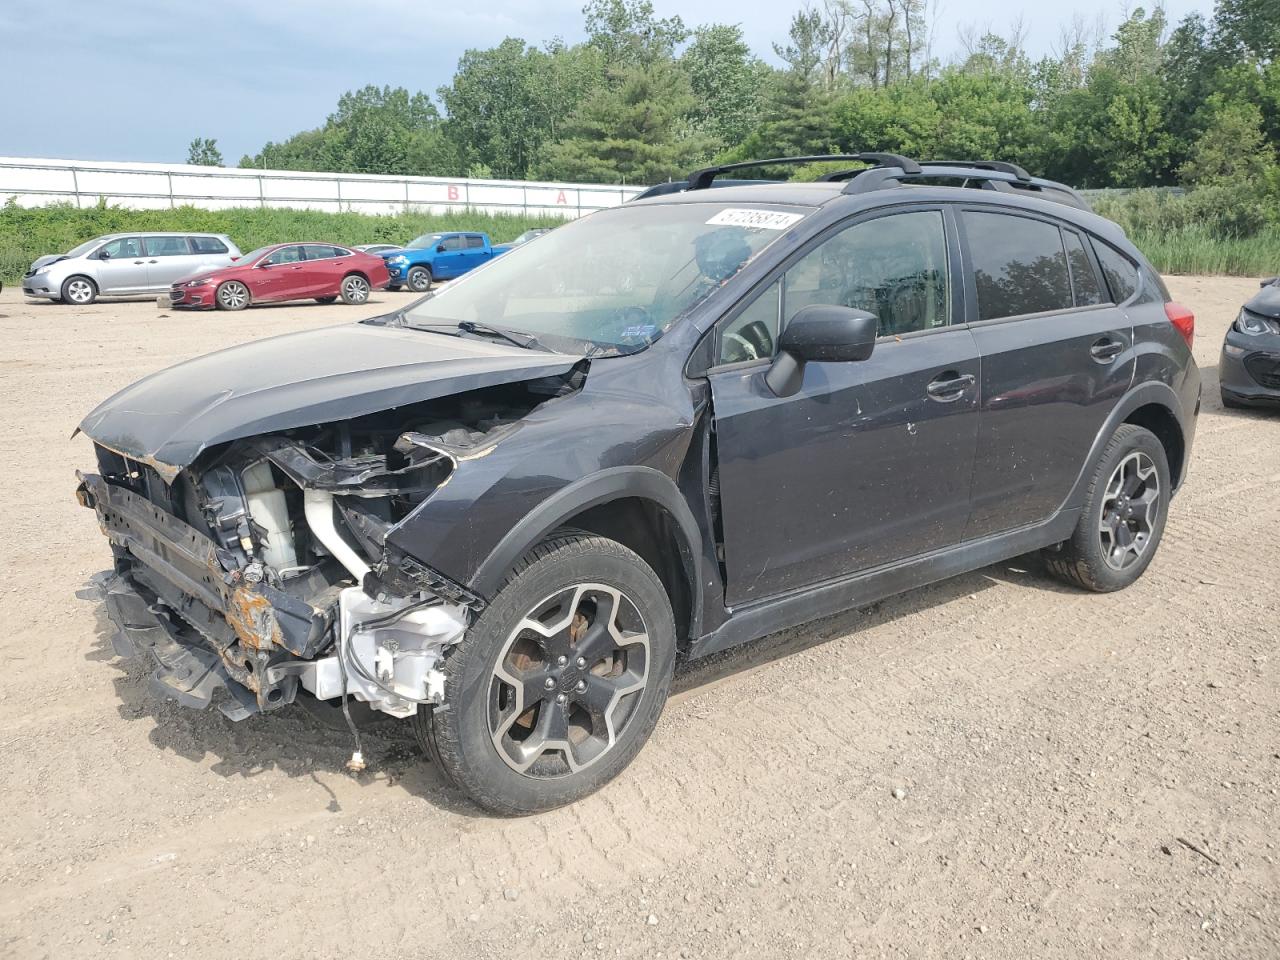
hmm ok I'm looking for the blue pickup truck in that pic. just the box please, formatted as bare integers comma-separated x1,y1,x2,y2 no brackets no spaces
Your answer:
382,231,512,292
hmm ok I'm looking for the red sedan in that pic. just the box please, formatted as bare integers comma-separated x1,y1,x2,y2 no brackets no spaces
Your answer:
170,243,391,310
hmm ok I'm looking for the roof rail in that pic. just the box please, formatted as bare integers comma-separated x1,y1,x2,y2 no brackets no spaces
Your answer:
919,160,1032,181
685,153,922,191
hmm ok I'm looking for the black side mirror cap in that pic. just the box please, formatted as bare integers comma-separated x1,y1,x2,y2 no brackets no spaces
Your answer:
765,304,879,397
1262,277,1278,288
436,245,447,253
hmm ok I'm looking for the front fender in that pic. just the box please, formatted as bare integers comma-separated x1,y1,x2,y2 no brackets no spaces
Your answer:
468,465,704,617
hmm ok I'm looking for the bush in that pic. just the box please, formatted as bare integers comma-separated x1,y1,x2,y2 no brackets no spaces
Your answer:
0,200,563,283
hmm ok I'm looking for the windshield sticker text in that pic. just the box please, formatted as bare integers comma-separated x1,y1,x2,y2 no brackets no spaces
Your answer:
706,209,805,231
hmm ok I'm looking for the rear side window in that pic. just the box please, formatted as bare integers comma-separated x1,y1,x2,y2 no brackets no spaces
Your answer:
301,244,338,261
143,236,191,257
190,236,229,254
964,212,1073,320
465,235,485,249
1064,230,1104,306
1092,240,1139,304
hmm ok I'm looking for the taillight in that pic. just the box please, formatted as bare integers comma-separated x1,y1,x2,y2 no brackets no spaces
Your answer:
1165,301,1194,349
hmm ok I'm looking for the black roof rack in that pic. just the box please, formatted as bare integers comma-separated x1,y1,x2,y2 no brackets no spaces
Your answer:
685,153,922,191
920,160,1031,181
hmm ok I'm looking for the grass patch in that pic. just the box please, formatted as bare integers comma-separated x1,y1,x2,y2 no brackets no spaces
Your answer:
1125,226,1280,277
0,201,564,283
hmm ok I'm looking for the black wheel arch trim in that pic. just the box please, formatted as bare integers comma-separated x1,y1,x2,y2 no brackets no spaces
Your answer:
468,466,705,639
1063,381,1190,510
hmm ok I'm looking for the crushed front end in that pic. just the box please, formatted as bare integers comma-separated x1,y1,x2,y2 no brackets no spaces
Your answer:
74,389,554,722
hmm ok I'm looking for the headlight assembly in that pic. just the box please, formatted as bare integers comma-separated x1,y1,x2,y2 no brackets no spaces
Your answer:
1234,310,1279,336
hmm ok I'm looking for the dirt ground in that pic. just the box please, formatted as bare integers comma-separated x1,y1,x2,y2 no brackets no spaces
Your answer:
0,277,1276,960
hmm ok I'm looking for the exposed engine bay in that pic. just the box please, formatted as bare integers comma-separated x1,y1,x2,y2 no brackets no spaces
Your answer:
78,374,580,723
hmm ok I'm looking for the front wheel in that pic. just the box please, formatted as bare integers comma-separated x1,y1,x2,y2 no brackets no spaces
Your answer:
340,273,370,305
215,280,250,311
416,534,676,815
406,265,432,293
1043,424,1170,592
61,276,97,305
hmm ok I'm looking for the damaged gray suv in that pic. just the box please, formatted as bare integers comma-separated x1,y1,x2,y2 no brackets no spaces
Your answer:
77,155,1201,814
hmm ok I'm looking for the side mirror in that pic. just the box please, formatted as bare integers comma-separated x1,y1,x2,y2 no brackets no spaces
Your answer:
436,244,447,253
764,304,878,398
97,248,110,260
257,260,273,269
1261,277,1278,288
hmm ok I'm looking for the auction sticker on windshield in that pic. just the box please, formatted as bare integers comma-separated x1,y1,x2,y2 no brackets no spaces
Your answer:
706,209,805,231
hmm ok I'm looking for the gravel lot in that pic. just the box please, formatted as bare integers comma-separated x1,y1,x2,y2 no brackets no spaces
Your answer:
0,277,1276,959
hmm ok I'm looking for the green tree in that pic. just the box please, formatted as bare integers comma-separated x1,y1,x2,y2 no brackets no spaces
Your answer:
583,0,687,67
682,24,765,148
536,59,713,183
186,138,223,166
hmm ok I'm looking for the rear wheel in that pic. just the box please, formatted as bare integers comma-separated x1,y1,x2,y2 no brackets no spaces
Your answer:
215,280,250,311
314,295,338,304
61,276,97,305
339,273,370,305
1043,424,1170,592
407,265,432,293
416,534,676,815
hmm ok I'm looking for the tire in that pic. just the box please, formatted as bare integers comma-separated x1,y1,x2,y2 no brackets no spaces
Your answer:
314,295,338,304
215,280,250,311
406,265,432,293
1220,390,1248,410
339,273,370,305
60,275,97,305
386,284,403,292
1043,424,1170,592
415,534,676,815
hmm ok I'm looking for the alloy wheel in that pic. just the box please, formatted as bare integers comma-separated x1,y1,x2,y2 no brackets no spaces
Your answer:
408,269,430,292
66,279,94,304
343,276,370,303
1099,451,1160,570
488,583,650,778
218,281,248,309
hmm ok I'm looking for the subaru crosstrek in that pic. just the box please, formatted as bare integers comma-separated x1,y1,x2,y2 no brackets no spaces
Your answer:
75,154,1200,815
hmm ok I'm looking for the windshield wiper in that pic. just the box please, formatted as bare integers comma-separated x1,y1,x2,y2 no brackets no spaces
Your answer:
457,320,542,350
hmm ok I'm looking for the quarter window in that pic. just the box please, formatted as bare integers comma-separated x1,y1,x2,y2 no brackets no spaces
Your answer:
1064,230,1104,306
782,210,950,337
190,236,229,254
143,236,191,257
1092,240,1139,304
965,212,1073,320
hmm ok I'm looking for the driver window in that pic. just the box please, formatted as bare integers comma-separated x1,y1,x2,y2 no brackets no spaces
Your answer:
717,280,780,364
101,237,142,259
782,210,950,337
441,236,466,252
264,245,304,265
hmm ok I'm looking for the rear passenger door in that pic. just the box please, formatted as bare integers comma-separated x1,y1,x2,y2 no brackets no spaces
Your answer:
958,208,1134,539
142,236,202,287
300,244,346,298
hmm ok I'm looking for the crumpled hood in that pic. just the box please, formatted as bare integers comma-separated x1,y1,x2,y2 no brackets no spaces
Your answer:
29,254,67,272
79,321,577,478
1245,279,1280,319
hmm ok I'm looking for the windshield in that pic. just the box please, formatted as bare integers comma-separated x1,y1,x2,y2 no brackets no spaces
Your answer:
67,238,103,258
401,203,810,356
406,233,444,250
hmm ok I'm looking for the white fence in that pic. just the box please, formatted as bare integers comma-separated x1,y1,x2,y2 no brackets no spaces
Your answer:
0,156,645,219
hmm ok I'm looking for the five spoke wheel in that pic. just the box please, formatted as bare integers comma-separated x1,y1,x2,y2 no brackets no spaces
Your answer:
489,583,649,778
1099,450,1160,571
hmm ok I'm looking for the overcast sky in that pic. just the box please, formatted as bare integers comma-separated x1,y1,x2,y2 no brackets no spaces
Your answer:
0,0,1215,164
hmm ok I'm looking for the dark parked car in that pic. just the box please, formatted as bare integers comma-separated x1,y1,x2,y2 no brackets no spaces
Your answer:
170,243,389,310
77,154,1200,815
1219,276,1280,408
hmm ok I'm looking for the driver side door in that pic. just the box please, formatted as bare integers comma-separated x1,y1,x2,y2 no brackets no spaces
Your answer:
707,207,981,605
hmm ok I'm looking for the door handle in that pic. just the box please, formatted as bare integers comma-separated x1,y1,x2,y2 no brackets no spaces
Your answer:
1090,337,1125,362
926,372,975,402
133,260,145,264
148,259,158,264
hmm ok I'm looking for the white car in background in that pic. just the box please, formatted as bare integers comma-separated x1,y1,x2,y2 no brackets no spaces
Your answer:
22,232,242,304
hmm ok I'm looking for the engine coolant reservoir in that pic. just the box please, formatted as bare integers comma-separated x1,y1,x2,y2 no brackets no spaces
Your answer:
241,461,299,570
